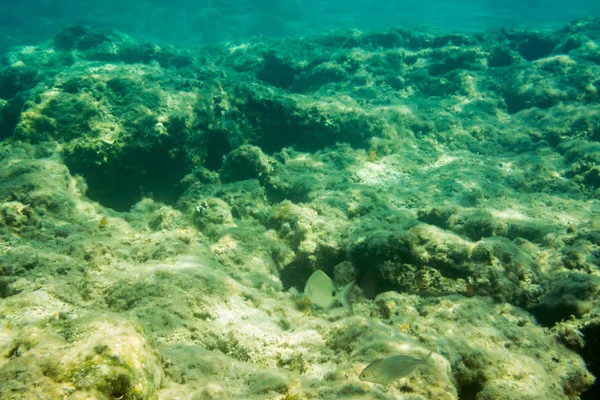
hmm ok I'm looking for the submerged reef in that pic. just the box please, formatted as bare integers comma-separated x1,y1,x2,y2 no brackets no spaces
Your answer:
1,19,600,399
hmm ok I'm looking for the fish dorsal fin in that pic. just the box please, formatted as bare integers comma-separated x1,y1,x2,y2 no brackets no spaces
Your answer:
422,351,433,366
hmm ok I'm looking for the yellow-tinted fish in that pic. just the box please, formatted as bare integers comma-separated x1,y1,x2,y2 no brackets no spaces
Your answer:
359,351,433,385
304,270,355,313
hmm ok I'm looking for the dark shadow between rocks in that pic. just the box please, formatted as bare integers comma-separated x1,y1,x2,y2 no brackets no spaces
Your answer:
581,321,600,400
204,130,232,171
64,142,190,212
457,381,484,400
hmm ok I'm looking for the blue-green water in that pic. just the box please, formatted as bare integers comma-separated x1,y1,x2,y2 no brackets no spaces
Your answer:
2,0,600,47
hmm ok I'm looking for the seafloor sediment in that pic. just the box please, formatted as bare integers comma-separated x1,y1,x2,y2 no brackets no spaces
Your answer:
0,19,599,400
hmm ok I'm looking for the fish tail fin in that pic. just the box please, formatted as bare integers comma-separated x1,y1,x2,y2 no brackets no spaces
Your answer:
339,280,355,314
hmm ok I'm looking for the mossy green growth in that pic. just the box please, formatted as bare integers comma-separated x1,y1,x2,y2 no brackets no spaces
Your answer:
59,319,164,399
51,25,111,51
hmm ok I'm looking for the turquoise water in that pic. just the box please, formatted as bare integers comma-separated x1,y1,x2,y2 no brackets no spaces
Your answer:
2,0,600,47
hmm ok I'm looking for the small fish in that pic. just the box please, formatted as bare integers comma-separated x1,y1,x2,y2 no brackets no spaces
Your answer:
304,270,355,313
359,351,433,385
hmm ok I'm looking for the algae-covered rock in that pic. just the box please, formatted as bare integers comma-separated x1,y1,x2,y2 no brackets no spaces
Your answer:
193,197,235,231
0,299,163,400
530,272,600,326
365,292,594,400
0,201,36,231
0,152,83,226
1,18,600,400
59,319,164,399
221,144,274,185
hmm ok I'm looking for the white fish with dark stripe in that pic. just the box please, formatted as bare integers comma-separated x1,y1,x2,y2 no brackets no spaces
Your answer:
359,351,433,385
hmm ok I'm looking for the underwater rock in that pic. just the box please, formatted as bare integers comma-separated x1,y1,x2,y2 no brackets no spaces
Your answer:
369,292,594,399
530,272,600,326
1,17,600,399
58,319,164,399
220,144,274,184
0,201,35,231
0,303,163,400
0,155,81,224
193,197,235,231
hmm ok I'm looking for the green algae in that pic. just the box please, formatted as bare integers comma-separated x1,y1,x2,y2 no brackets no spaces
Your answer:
0,20,599,399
